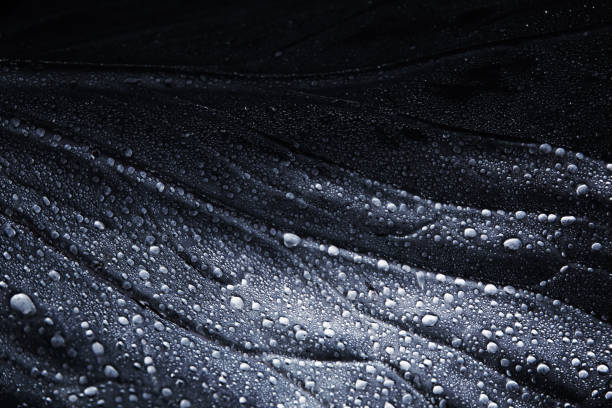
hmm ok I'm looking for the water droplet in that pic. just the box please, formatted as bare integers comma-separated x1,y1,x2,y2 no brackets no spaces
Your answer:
282,233,301,248
576,184,589,195
537,363,550,375
355,379,367,390
104,365,119,378
464,228,477,238
91,342,105,356
377,259,389,271
503,238,522,250
484,284,498,295
295,329,308,341
9,293,36,316
230,296,244,310
421,314,439,327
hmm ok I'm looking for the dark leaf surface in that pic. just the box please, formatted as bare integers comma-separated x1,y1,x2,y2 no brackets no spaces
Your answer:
0,1,610,407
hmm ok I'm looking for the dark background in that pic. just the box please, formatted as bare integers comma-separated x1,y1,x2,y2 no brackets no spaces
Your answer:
0,0,611,160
